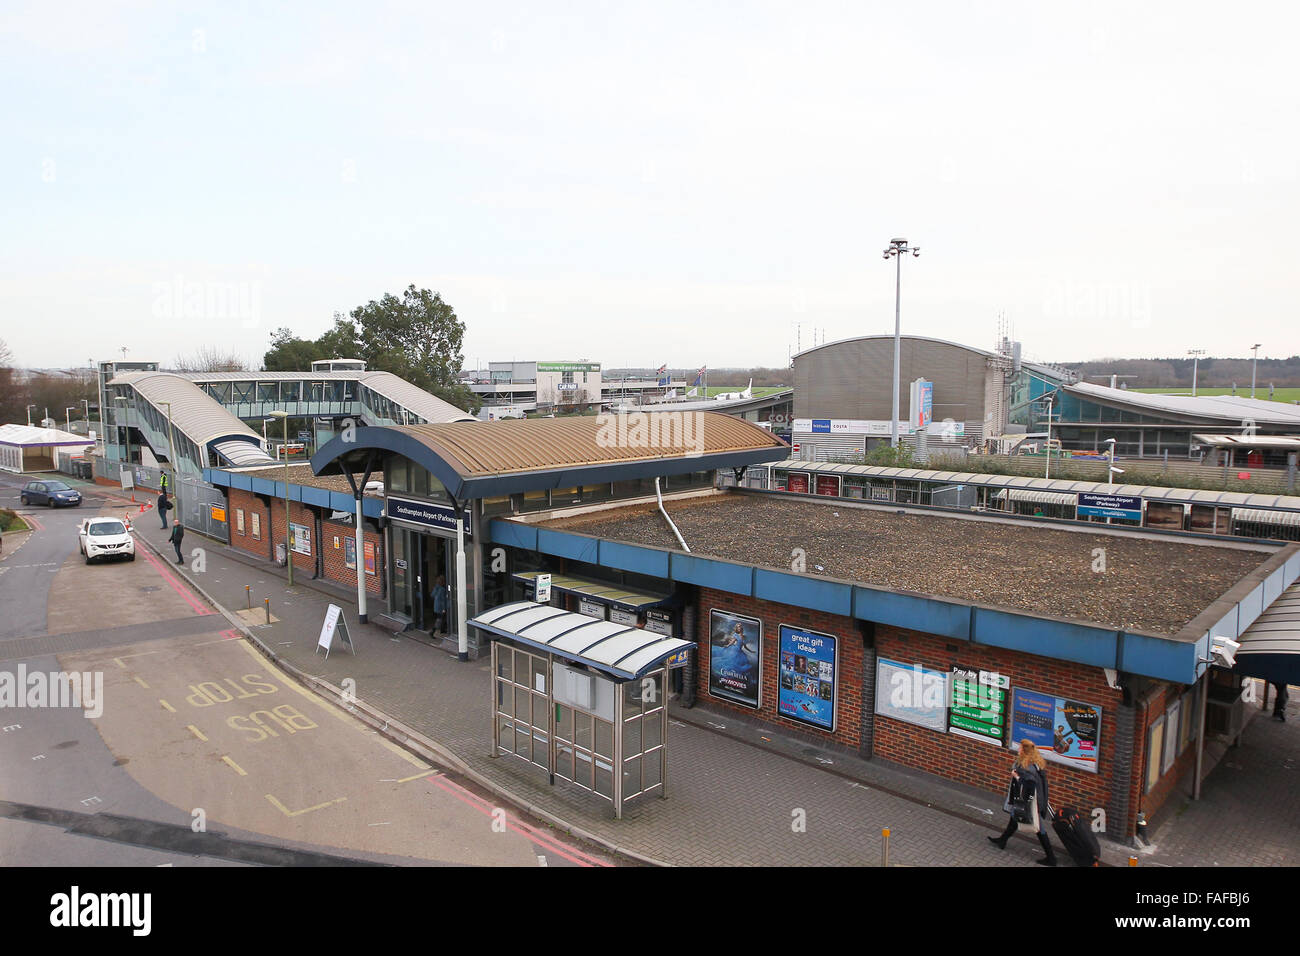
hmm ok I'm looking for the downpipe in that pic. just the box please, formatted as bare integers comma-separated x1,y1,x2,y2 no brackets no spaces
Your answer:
655,477,690,553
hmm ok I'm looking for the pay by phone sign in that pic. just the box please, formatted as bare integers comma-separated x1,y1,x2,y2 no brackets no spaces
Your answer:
534,573,551,603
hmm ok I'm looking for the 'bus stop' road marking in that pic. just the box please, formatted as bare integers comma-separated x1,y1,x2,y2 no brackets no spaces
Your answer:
265,794,347,817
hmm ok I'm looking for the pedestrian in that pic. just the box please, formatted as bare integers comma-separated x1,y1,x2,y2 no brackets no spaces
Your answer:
988,738,1058,866
431,574,448,634
158,490,171,529
1274,682,1289,722
170,519,185,564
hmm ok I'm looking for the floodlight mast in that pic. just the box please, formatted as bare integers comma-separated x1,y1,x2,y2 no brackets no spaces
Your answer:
882,238,920,449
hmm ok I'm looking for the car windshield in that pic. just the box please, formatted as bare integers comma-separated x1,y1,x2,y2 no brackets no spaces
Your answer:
90,521,126,536
45,481,71,491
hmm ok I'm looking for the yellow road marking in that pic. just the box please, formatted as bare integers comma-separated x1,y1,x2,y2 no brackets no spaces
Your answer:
133,676,150,689
159,699,176,713
378,738,430,769
113,658,126,669
221,755,247,776
237,641,352,725
187,724,208,742
112,649,166,662
396,770,440,783
265,793,347,817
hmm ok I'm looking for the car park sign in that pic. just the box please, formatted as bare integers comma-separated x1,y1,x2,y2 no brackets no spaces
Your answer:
1077,492,1141,521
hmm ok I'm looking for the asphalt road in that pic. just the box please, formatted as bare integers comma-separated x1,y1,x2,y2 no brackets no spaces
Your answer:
0,479,611,867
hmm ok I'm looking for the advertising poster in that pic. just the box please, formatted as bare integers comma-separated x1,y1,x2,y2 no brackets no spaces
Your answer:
344,536,356,570
948,667,1009,745
289,522,311,556
1009,688,1102,773
708,609,762,708
875,658,949,732
778,626,836,731
814,475,842,497
363,541,376,576
786,472,810,494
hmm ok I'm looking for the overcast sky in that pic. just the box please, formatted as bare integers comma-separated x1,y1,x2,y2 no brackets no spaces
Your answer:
3,1,1297,372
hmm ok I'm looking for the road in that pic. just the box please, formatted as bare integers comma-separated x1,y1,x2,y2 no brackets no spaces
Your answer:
0,478,614,867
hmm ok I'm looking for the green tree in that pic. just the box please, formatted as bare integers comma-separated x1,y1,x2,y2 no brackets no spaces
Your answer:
263,328,326,371
346,285,478,413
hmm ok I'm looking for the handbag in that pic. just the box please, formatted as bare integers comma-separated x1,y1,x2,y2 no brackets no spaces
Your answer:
1003,772,1040,831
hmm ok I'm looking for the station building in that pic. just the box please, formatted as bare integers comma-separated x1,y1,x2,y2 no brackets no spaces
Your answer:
160,399,1298,837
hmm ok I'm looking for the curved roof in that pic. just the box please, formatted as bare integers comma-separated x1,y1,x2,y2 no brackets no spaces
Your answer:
471,601,694,680
793,333,999,363
110,372,266,448
1066,381,1300,427
313,413,789,499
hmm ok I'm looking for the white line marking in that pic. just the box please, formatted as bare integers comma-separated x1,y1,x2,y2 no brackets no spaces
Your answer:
537,855,548,867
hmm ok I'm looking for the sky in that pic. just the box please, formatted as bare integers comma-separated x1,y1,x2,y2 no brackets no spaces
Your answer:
2,1,1297,373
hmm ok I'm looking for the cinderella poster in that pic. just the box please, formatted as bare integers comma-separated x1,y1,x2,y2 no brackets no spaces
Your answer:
709,609,762,708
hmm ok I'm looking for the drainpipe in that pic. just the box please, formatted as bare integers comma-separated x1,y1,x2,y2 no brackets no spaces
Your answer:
655,477,690,553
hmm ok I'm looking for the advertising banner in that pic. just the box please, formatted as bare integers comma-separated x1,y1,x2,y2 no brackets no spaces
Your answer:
786,472,810,494
1009,688,1102,773
363,541,376,575
948,667,1009,745
708,609,762,708
778,626,837,731
344,536,357,570
289,522,311,556
875,658,949,732
814,474,842,496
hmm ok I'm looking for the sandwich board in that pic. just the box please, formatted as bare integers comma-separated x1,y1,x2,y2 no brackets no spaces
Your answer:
316,603,356,659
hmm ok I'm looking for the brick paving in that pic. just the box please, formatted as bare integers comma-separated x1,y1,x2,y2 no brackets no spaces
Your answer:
134,522,1295,868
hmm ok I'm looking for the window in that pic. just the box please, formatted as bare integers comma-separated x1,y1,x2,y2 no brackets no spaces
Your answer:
236,508,245,535
251,512,261,540
1162,699,1181,773
1145,715,1166,793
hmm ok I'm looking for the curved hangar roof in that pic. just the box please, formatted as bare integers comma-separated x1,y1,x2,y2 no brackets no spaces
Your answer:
311,412,789,499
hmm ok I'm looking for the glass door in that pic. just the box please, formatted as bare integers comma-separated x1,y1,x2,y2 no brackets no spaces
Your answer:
391,529,415,621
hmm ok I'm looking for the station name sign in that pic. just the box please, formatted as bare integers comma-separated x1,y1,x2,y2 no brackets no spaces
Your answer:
387,495,472,536
1077,492,1141,521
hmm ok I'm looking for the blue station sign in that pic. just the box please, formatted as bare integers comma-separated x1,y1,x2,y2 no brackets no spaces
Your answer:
1077,492,1141,521
387,495,472,536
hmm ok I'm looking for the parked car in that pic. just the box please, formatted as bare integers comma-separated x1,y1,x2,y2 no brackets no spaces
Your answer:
78,517,136,563
20,479,82,507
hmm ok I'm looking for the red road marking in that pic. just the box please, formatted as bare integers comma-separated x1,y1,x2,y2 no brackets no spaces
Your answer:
22,514,45,532
222,629,240,640
427,774,611,867
136,542,214,616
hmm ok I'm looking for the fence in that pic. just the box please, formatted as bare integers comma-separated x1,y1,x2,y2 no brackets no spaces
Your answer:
93,456,229,543
930,453,1298,495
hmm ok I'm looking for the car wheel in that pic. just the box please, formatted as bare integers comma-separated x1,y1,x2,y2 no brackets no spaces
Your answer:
47,498,54,507
84,554,92,565
20,495,27,505
128,553,136,562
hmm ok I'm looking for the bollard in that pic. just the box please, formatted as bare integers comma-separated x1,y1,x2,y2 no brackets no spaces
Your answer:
881,828,890,867
264,597,271,625
1129,856,1138,867
245,585,252,610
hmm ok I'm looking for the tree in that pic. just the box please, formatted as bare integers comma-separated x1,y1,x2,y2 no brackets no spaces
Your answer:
263,328,326,371
0,339,20,426
346,286,478,413
173,346,249,372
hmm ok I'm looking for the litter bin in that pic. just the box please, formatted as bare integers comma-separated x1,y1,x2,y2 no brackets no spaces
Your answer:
275,543,287,566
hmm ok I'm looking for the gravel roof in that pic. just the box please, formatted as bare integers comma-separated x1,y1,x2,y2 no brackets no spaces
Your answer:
237,463,384,496
539,494,1273,635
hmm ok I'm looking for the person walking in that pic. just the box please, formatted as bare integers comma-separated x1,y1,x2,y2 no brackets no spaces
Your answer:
988,738,1058,866
169,519,185,565
431,574,448,635
158,491,171,529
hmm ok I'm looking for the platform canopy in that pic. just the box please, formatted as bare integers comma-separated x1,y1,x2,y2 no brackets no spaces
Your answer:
471,601,694,681
1235,582,1300,686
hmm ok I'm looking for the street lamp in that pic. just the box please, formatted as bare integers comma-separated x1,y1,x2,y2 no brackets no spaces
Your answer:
269,410,293,586
65,407,76,432
1188,349,1206,396
1251,343,1262,399
1104,438,1124,488
1041,392,1056,479
882,238,921,449
26,405,34,426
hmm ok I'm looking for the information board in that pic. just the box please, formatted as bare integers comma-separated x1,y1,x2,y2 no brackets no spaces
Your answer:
875,658,948,732
1077,492,1141,521
578,598,606,620
947,667,1009,745
316,603,356,659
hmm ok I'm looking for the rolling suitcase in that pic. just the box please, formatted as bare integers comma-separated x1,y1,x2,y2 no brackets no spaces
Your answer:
1051,805,1100,866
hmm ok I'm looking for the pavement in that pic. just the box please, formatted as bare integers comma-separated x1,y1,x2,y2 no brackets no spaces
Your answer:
25,474,1300,867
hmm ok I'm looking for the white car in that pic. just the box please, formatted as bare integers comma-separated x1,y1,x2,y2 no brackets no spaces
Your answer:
78,516,136,564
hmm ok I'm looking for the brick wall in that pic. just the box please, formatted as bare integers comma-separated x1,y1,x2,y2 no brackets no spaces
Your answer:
695,587,865,751
1134,680,1201,828
226,487,383,596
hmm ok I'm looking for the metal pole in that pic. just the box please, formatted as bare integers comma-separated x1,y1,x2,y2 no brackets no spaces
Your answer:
1192,671,1210,800
283,415,293,587
1044,396,1053,480
891,251,902,449
455,513,468,661
1251,344,1260,399
355,492,368,623
163,401,178,516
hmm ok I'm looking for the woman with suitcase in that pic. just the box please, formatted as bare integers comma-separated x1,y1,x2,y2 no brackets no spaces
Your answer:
988,739,1058,866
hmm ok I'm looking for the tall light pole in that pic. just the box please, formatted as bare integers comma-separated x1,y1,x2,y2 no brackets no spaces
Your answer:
1042,392,1056,479
882,238,921,448
65,407,75,432
26,405,34,426
1188,349,1206,396
269,410,293,586
1250,343,1262,399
